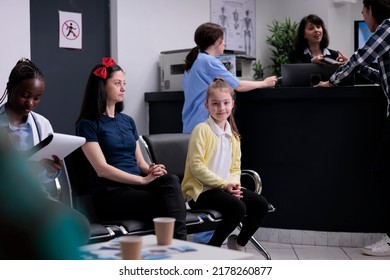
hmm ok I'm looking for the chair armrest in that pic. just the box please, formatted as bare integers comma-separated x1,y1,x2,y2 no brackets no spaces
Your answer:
241,169,262,194
51,177,62,201
241,169,275,212
138,136,153,165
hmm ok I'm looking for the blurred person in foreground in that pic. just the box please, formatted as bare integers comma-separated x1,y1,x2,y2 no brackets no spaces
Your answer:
0,129,83,259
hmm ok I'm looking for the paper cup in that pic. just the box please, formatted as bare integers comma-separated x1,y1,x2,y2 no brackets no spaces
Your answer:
153,217,176,245
119,236,142,260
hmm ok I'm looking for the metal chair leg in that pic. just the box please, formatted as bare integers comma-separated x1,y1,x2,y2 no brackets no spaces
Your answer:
237,224,271,260
248,235,271,260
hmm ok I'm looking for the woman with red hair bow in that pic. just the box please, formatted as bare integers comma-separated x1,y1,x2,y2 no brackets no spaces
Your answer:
76,58,187,240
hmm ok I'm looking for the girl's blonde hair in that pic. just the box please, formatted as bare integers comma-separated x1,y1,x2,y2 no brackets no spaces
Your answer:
206,77,240,139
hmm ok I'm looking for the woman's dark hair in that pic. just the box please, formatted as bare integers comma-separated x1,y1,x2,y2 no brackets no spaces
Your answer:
363,0,390,25
76,62,124,123
1,58,44,104
184,22,224,71
294,14,330,54
206,77,240,139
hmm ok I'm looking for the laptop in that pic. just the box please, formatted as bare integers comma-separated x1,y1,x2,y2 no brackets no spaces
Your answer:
281,63,355,87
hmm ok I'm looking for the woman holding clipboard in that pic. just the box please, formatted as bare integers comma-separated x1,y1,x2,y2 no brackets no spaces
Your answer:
0,58,90,259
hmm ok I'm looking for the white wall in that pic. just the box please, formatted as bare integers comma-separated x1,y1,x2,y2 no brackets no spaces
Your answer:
0,0,31,104
112,0,210,135
252,0,362,74
256,0,331,73
112,0,364,135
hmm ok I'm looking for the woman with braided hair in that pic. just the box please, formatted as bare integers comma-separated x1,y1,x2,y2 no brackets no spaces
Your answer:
0,58,62,185
0,58,90,258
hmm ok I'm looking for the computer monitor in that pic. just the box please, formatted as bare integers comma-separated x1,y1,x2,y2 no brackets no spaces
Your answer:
281,63,354,87
354,20,373,50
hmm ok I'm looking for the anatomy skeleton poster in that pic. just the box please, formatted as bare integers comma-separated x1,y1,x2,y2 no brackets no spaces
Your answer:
210,0,256,57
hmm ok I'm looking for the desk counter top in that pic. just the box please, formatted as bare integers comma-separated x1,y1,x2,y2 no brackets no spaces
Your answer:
145,85,383,101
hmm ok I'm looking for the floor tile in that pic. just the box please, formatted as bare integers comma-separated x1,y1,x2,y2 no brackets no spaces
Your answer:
192,233,390,260
292,244,350,260
340,232,352,247
290,229,303,245
266,248,298,260
259,241,294,249
314,231,328,246
327,231,341,246
249,241,297,260
302,230,315,245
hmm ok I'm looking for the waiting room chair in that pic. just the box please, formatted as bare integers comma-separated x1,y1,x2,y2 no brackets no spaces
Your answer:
63,147,204,243
63,149,123,242
140,133,275,260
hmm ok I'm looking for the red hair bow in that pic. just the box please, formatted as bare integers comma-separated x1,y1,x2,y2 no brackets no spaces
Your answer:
93,57,117,79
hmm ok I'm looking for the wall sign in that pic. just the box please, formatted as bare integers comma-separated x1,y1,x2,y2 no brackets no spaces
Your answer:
59,11,82,49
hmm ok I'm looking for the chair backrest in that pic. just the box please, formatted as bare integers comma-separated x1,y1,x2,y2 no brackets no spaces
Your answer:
64,147,100,222
141,133,190,181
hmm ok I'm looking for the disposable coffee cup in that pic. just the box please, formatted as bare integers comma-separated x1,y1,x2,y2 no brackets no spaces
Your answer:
119,236,142,260
153,217,176,245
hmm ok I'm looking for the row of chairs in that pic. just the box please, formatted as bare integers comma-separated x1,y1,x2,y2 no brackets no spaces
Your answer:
61,133,275,259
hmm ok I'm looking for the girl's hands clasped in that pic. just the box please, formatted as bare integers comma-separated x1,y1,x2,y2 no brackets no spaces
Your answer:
226,182,243,199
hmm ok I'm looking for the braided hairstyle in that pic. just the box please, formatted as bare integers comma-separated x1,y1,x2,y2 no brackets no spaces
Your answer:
1,58,44,104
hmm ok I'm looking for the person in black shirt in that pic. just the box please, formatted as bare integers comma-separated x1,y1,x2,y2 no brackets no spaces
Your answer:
289,14,347,65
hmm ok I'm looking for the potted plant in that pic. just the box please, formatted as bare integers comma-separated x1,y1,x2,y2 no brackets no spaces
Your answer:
252,60,265,80
266,18,298,77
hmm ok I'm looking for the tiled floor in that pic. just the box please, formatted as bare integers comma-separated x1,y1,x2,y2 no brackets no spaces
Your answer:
188,230,390,260
221,240,390,260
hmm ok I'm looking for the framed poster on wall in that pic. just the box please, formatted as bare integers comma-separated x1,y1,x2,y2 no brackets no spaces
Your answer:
210,0,255,57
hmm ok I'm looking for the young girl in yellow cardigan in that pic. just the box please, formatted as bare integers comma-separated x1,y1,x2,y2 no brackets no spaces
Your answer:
182,77,269,251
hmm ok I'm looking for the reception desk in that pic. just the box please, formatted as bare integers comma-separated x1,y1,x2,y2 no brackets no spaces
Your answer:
145,86,387,233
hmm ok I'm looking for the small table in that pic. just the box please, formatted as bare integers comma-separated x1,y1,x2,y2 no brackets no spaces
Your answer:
80,234,254,260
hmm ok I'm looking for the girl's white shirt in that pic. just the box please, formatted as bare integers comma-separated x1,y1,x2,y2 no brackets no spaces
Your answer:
204,116,232,191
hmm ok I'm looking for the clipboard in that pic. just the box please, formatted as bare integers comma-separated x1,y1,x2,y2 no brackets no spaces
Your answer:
27,133,86,161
